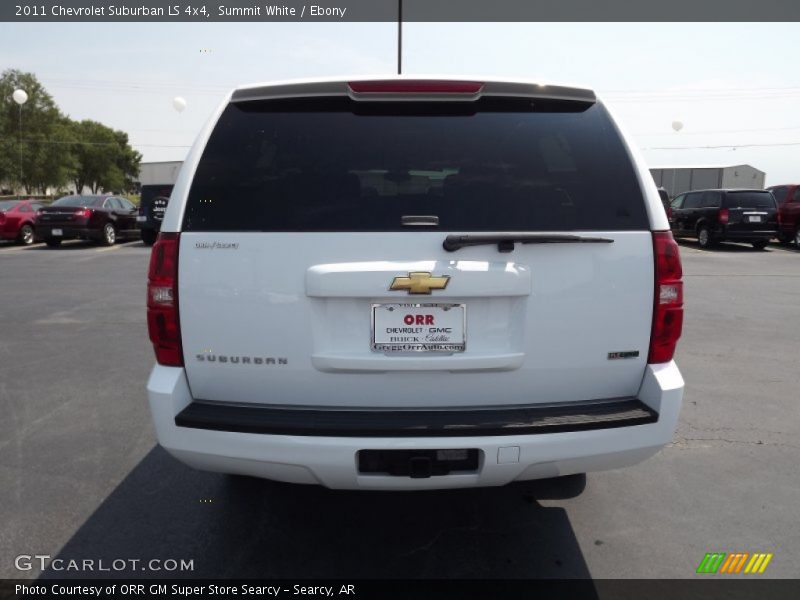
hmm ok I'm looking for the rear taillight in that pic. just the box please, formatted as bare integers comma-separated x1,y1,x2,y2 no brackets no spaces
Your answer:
147,232,183,366
0,212,5,224
74,209,92,218
718,208,729,224
348,80,483,95
777,211,782,226
649,231,684,364
667,207,673,220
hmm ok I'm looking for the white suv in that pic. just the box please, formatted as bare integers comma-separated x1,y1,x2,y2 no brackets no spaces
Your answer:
146,77,684,490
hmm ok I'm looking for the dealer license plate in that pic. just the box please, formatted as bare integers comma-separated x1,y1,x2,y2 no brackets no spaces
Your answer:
372,303,465,353
748,216,761,223
51,229,63,236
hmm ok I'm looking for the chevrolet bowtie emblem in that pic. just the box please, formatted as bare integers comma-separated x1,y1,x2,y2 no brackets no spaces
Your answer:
389,272,450,294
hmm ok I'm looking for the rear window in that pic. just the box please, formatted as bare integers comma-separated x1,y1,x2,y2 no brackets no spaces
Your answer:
0,200,20,211
52,196,103,208
769,186,788,204
682,193,702,209
184,97,648,232
724,192,776,209
141,184,174,207
700,191,721,208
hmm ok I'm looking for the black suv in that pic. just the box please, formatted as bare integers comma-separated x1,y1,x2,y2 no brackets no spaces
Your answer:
138,184,173,245
668,189,778,250
657,187,670,212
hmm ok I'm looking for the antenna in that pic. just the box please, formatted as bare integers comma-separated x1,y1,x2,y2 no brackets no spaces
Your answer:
397,0,402,75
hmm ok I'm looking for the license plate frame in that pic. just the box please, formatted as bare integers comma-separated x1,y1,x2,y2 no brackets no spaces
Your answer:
371,303,466,353
51,228,63,236
748,216,761,223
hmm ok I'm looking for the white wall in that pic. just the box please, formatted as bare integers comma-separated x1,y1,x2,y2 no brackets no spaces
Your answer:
721,165,765,189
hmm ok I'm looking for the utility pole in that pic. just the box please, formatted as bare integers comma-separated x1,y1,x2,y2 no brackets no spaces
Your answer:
12,89,28,196
18,105,23,194
397,0,402,74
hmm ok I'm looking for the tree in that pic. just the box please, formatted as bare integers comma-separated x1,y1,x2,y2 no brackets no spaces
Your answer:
1,69,141,195
0,69,71,193
70,120,141,194
23,118,78,194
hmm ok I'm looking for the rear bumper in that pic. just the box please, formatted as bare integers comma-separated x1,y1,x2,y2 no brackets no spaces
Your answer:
147,362,684,490
176,398,658,437
717,228,776,241
137,218,162,231
38,224,98,240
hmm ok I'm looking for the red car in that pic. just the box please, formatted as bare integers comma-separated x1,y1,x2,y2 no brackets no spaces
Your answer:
767,185,800,245
0,199,43,245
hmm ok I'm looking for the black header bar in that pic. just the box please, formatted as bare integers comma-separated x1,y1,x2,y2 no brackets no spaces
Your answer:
4,0,800,22
2,579,800,600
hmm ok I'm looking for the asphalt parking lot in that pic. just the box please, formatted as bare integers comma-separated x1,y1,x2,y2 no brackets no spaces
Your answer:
0,238,798,580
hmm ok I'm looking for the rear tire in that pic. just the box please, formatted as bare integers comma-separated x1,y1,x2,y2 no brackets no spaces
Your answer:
100,223,116,246
795,227,800,247
776,231,792,245
16,224,35,245
141,229,157,246
751,240,768,250
45,238,62,247
697,226,715,249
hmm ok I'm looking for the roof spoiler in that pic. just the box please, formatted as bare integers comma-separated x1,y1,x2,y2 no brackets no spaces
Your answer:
230,79,596,104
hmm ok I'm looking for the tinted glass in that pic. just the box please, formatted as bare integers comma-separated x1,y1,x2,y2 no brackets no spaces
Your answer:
700,191,721,208
793,188,800,202
52,196,103,208
141,185,174,207
670,195,685,209
683,193,702,209
118,198,135,210
184,97,648,232
769,186,788,204
0,200,20,211
724,192,776,209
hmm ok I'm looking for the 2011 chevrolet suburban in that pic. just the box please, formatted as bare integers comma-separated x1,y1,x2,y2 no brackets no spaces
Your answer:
145,77,685,490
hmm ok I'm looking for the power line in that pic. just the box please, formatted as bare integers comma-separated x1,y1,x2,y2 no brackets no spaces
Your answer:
633,125,800,136
6,137,800,152
0,139,191,148
38,75,800,100
600,85,800,94
39,76,800,95
606,94,800,103
644,141,800,150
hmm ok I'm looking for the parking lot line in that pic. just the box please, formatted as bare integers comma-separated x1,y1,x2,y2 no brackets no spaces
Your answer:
0,244,42,254
94,241,139,253
1,240,143,255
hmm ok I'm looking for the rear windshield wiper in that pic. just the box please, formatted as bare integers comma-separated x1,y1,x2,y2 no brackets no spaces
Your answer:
443,233,614,252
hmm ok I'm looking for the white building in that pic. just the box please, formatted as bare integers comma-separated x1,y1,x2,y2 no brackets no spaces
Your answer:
135,161,183,187
650,164,765,198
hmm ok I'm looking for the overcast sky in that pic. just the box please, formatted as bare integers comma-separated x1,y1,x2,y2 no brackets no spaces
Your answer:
2,22,798,185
